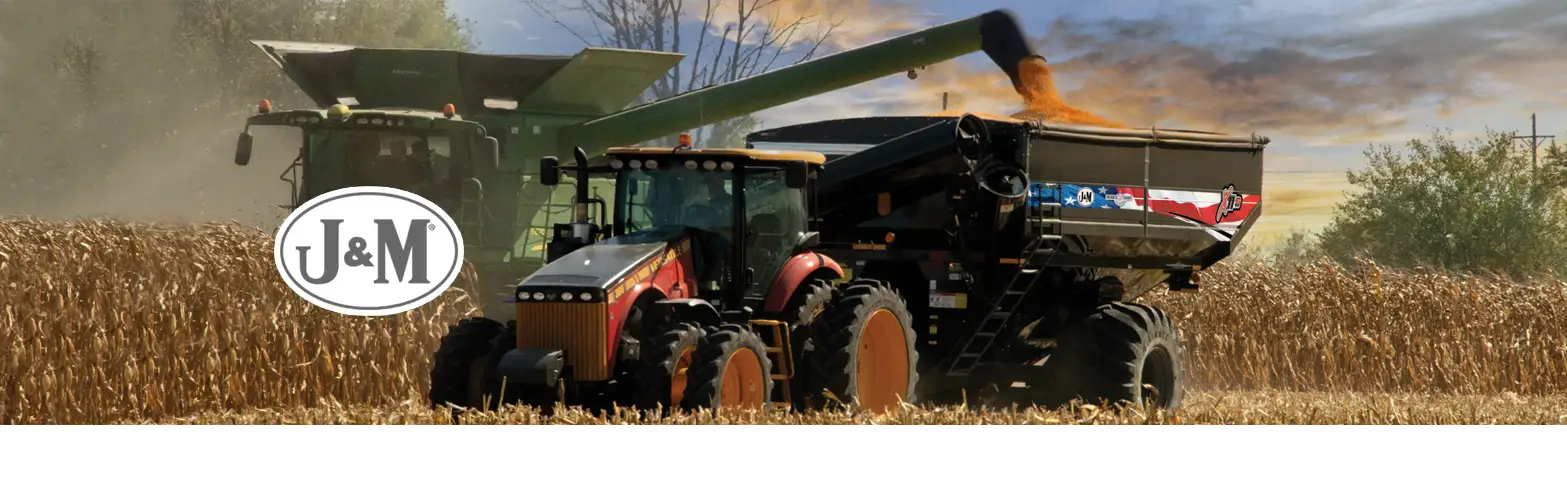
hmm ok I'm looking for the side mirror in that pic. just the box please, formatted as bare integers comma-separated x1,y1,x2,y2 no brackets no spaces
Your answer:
573,146,590,164
785,161,808,189
477,136,500,171
540,156,560,186
800,231,821,248
234,130,253,166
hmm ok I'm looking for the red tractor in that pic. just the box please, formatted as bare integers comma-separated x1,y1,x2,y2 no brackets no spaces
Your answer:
429,144,919,413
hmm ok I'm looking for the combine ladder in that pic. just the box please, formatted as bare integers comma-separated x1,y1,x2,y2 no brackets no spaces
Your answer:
944,196,1064,378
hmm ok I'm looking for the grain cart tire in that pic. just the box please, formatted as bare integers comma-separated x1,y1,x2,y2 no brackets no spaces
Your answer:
813,279,920,412
633,321,705,413
680,324,774,412
778,278,836,409
429,318,504,412
1048,302,1186,409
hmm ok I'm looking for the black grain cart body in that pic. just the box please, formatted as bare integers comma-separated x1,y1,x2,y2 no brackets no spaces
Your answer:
746,114,1267,388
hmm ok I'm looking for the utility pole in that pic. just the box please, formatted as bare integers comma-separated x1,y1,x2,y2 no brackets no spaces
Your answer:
1512,113,1555,172
942,92,949,110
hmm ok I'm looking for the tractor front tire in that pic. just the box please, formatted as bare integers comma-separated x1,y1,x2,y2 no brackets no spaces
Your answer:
634,321,704,413
429,318,505,412
680,324,774,412
1047,302,1186,409
813,279,920,413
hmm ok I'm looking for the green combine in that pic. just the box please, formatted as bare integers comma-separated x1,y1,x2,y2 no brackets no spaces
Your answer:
234,9,1042,320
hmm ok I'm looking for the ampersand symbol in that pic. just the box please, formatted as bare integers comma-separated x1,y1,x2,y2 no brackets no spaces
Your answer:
343,237,374,267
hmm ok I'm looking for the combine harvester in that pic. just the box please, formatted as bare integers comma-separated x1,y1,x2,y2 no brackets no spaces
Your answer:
228,10,1116,411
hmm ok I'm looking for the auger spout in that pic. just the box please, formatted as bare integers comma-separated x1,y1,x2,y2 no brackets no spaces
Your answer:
558,9,1037,154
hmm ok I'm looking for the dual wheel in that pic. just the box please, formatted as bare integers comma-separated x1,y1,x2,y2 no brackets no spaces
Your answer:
635,278,921,414
431,278,922,416
635,322,772,413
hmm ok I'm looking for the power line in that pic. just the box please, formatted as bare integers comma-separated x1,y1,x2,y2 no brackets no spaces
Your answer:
1511,113,1555,172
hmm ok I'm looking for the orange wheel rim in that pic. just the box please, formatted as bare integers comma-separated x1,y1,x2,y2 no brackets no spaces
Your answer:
719,347,767,410
857,308,910,413
671,346,694,407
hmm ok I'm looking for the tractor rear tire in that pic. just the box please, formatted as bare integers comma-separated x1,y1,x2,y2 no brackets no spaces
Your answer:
1046,302,1186,409
778,278,836,409
680,324,774,412
429,318,504,412
634,321,704,413
813,279,920,412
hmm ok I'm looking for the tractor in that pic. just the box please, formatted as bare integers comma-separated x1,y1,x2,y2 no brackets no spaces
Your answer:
431,141,920,412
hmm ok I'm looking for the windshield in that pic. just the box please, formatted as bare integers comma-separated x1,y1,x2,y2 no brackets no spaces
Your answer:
615,168,735,234
307,129,456,206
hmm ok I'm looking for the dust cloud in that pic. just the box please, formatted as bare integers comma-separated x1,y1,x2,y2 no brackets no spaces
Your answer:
0,1,299,227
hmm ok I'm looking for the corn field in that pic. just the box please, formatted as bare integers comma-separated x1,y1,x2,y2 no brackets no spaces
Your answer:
3,218,1565,424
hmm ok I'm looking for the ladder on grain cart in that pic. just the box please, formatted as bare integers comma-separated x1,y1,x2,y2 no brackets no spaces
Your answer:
943,189,1065,378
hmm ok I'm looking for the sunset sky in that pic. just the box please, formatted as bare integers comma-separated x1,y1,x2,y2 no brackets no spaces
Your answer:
449,0,1567,244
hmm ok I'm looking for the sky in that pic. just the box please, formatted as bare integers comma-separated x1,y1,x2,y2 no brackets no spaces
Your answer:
448,0,1567,241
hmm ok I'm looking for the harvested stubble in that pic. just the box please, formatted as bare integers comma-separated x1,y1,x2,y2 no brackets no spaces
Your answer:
0,217,476,424
4,218,1567,424
129,391,1567,425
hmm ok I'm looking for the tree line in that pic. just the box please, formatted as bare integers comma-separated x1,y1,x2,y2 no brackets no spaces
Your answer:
1256,128,1567,279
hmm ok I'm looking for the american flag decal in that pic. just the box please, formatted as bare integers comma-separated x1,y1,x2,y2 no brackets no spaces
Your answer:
1028,182,1260,234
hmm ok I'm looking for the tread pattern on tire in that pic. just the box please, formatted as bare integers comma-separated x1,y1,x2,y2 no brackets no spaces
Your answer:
777,278,836,409
680,324,774,411
428,317,502,410
634,320,704,412
1048,301,1186,409
813,278,921,410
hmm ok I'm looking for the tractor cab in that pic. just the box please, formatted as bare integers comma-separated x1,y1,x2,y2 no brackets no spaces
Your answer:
538,140,819,309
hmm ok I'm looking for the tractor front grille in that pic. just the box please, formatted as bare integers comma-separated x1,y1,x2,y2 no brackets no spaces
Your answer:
515,302,612,381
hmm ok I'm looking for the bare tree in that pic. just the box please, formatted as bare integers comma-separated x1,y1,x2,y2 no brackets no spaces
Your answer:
522,0,841,147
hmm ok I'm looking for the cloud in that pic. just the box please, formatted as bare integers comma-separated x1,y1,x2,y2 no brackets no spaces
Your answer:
1037,0,1567,134
499,19,523,31
695,0,926,51
836,0,1567,137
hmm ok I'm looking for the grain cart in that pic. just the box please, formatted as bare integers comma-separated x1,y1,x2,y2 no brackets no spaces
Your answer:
742,112,1268,409
230,9,1040,328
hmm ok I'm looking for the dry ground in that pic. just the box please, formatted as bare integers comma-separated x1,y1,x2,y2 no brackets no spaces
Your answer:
129,391,1567,425
3,218,1566,424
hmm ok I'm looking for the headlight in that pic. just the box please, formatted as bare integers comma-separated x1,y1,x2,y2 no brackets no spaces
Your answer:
685,160,698,170
562,292,575,301
517,291,530,301
645,159,659,169
531,292,544,301
702,160,717,170
610,159,624,169
721,161,734,171
580,292,593,301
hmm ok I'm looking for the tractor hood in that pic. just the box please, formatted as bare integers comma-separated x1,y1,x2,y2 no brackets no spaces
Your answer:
515,227,695,300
